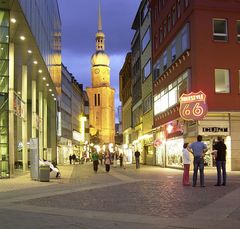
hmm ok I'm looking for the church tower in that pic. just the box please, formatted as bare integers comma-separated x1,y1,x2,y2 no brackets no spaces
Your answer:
86,0,115,145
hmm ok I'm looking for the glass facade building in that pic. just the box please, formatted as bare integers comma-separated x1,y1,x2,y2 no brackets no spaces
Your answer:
0,0,61,178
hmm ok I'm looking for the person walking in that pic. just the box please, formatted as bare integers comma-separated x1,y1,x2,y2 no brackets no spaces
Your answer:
72,153,76,165
182,143,191,186
123,152,127,169
92,149,99,173
119,153,123,167
69,154,72,165
135,150,140,169
213,136,227,186
104,150,111,172
188,135,208,187
99,151,103,165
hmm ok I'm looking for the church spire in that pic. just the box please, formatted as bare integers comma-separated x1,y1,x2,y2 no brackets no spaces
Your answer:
95,0,105,52
98,0,102,31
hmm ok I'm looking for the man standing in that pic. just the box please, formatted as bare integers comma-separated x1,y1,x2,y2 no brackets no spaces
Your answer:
188,135,208,187
213,136,227,186
135,150,140,169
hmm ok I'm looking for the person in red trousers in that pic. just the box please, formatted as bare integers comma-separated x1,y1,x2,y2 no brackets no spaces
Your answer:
182,143,191,186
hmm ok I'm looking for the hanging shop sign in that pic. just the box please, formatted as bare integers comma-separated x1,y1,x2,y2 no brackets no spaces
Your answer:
179,91,208,121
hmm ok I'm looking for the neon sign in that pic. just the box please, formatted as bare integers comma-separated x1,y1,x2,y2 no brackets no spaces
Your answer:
179,91,208,121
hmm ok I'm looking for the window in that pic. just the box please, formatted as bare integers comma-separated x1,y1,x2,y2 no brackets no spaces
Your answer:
94,94,97,106
171,41,176,62
143,94,152,114
141,1,149,23
168,15,171,32
158,0,161,11
143,59,151,80
177,0,181,18
213,19,228,41
172,6,176,26
153,61,160,80
215,69,230,93
163,50,167,70
237,21,240,42
181,25,188,51
154,70,189,115
164,20,167,37
142,28,150,51
184,0,189,8
159,27,163,43
98,94,100,106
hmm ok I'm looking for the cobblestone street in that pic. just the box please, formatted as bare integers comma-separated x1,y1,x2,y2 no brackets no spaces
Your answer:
0,164,240,228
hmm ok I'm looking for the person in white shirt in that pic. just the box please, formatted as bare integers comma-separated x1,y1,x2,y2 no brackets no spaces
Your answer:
182,143,191,186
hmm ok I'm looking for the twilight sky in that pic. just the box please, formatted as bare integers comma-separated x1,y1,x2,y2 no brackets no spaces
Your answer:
58,0,141,115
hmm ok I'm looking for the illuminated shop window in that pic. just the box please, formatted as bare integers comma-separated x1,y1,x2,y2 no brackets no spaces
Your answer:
214,69,230,93
213,19,228,41
237,20,240,42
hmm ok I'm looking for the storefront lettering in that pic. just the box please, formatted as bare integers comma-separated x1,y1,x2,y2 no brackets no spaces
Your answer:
179,91,208,121
202,127,228,133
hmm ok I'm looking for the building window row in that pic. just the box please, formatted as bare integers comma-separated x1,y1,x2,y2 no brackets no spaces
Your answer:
154,70,189,116
132,105,142,127
94,93,100,106
213,19,240,42
154,23,189,80
154,0,190,48
143,94,152,114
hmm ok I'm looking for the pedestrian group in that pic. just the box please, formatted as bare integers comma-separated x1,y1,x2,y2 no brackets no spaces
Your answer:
182,135,227,187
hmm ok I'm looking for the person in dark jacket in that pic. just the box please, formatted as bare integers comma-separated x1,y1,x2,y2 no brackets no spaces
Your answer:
213,136,227,186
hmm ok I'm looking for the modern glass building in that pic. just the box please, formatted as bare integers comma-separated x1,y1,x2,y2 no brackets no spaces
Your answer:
0,0,61,178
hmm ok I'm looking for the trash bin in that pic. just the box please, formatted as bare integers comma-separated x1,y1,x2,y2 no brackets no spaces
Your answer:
39,165,50,182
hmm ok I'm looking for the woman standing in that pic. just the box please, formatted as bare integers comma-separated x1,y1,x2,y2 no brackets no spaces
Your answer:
182,143,191,186
104,150,111,172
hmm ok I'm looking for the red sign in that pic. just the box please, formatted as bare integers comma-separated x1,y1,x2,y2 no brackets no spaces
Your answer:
179,91,208,121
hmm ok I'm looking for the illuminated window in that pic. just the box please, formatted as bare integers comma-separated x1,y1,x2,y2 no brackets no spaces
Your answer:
213,19,228,41
215,69,230,93
154,70,189,116
237,21,240,42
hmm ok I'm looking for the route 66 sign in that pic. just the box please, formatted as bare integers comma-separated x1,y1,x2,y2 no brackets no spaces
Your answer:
179,91,208,121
